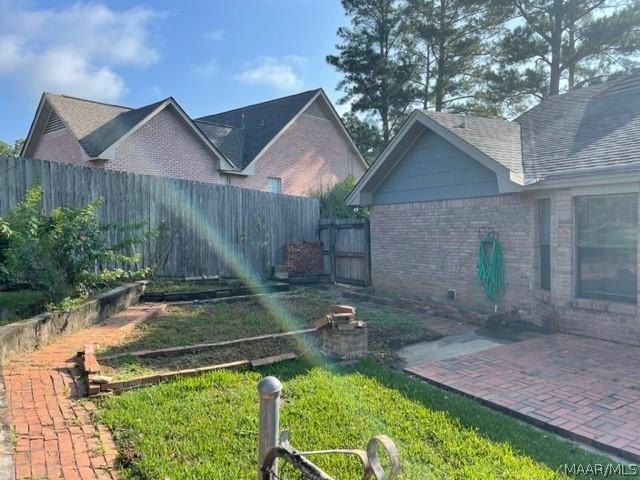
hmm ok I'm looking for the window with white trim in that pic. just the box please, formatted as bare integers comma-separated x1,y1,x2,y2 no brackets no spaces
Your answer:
267,177,281,194
219,174,230,186
538,199,551,291
576,193,637,304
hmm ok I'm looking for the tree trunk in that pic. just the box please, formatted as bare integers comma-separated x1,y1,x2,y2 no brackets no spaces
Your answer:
549,0,564,96
567,20,576,90
435,0,446,111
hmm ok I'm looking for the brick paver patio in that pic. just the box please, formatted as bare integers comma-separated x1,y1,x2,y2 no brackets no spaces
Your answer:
407,333,640,461
2,303,164,480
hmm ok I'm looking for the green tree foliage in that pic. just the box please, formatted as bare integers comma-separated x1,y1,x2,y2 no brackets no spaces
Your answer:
327,0,418,142
310,176,367,218
407,0,504,113
0,138,25,156
342,112,385,164
0,186,150,302
487,0,640,113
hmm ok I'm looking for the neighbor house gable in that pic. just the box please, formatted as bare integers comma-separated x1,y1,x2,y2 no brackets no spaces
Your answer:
22,94,235,171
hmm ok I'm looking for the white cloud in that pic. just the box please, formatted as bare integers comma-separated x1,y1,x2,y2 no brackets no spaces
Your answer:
234,56,306,90
203,30,223,41
0,2,160,102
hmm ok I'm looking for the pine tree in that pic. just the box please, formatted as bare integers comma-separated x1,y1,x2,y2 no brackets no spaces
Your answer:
406,0,504,113
488,0,640,111
327,0,418,142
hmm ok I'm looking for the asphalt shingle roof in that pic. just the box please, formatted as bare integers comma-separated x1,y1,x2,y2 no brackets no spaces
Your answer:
196,89,320,169
421,111,523,179
45,93,166,157
516,74,640,180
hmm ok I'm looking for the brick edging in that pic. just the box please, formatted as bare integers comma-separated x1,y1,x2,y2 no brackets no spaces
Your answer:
404,369,638,463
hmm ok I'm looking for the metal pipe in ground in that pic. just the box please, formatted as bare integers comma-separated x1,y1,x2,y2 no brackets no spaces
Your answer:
257,376,282,480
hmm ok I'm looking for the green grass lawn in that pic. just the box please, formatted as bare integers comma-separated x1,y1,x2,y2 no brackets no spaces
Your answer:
144,279,242,293
0,289,48,326
96,358,618,480
99,288,441,379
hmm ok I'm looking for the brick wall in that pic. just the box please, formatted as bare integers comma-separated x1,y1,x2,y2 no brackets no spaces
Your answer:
32,127,85,165
370,189,640,345
531,188,640,345
112,107,220,183
370,195,536,318
230,113,366,195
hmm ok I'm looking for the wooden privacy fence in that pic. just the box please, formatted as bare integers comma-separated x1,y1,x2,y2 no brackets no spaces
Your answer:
319,218,371,286
0,155,319,278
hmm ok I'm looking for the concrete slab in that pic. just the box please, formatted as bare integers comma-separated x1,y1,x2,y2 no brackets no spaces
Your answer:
398,324,548,368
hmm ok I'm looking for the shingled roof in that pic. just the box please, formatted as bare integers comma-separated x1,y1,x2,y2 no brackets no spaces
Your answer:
516,73,640,180
422,111,523,179
195,89,321,169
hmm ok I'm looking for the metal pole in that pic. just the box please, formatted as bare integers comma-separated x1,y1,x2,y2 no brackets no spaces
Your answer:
257,376,282,480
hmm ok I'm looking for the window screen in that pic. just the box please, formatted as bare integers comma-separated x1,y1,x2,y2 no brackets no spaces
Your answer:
267,177,281,194
538,199,551,291
576,194,637,304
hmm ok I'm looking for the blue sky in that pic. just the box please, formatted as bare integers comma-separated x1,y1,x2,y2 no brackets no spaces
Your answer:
0,0,349,143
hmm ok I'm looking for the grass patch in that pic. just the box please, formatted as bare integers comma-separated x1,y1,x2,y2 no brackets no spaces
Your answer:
145,279,241,293
99,288,440,379
0,290,48,326
96,358,617,479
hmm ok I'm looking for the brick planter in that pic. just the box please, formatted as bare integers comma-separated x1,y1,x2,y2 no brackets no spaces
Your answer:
319,324,368,361
0,282,145,366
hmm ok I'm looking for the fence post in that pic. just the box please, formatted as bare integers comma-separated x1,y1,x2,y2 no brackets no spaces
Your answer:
257,376,282,480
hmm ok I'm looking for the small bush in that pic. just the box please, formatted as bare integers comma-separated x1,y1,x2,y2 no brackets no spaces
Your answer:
309,176,368,218
0,185,150,302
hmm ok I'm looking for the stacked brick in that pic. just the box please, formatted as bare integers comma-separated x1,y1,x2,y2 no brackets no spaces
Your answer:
283,241,323,275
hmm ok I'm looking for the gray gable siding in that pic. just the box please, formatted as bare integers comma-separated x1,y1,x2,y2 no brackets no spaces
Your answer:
372,130,499,205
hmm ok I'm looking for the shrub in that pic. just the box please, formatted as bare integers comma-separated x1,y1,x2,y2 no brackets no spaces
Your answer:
0,185,150,302
309,176,368,218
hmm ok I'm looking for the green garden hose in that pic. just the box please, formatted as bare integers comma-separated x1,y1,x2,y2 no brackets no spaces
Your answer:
476,233,505,302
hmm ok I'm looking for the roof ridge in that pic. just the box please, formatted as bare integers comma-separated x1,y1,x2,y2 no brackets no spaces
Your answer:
196,88,322,120
45,92,133,110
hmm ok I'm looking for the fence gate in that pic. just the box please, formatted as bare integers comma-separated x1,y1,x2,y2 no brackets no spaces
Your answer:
319,218,371,286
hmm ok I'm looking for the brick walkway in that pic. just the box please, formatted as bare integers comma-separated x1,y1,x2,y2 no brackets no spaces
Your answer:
407,333,640,461
2,303,164,480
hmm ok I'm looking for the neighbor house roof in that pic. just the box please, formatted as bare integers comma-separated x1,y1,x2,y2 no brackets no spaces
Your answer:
23,93,235,169
348,72,640,205
195,89,321,170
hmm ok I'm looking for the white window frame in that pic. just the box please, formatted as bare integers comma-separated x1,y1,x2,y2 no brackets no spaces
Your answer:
267,177,282,194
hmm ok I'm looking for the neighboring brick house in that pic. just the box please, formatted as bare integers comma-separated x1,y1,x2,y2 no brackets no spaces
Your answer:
21,89,367,195
348,73,640,345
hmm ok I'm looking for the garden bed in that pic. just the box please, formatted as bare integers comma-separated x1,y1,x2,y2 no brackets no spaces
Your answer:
96,288,441,380
0,290,48,327
96,357,617,479
141,279,289,302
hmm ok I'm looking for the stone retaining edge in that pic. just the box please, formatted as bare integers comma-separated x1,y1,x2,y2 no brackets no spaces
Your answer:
0,282,146,366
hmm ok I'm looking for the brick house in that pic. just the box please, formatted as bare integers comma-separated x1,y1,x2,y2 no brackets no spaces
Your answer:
21,89,367,196
348,74,640,345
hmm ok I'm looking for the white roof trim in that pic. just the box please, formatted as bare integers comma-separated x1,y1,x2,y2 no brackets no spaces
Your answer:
232,89,368,175
347,110,523,206
100,99,236,170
